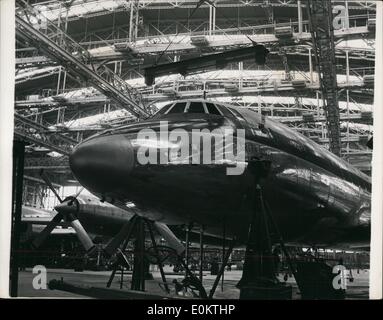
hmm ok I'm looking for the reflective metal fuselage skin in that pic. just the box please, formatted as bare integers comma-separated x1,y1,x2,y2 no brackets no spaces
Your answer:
74,196,134,236
69,101,371,247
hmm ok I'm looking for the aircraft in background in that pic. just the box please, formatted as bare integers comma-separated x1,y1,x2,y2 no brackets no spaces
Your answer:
20,193,131,241
26,191,223,255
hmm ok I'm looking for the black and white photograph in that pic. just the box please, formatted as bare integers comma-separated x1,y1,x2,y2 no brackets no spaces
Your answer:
0,0,382,303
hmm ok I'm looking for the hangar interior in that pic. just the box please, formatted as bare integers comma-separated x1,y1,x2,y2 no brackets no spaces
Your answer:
11,0,375,299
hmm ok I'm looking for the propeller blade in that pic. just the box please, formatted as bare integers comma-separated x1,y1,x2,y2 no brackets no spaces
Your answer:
40,169,63,203
68,218,95,252
32,213,63,249
154,222,185,255
72,187,84,201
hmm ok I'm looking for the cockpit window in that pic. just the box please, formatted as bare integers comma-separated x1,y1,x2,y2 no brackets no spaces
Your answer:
152,103,173,117
167,102,187,114
187,102,206,113
159,101,223,116
228,108,244,120
228,107,248,126
205,103,222,115
213,103,235,118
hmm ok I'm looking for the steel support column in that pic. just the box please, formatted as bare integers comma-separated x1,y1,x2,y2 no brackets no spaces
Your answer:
129,0,140,43
307,0,341,155
10,141,26,297
298,0,303,34
199,226,204,282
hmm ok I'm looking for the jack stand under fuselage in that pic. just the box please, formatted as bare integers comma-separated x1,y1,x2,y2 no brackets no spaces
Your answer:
106,216,169,292
238,159,292,300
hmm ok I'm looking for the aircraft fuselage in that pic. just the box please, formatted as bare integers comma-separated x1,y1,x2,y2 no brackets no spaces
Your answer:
69,100,371,247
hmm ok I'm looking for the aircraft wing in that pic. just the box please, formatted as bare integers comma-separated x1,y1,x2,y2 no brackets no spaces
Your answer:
22,205,71,227
22,216,71,228
29,223,76,235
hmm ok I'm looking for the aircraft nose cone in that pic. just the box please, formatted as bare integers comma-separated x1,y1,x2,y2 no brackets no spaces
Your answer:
54,199,78,215
69,134,135,192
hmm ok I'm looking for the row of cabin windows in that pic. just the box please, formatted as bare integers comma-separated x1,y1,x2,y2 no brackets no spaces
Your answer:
157,101,223,116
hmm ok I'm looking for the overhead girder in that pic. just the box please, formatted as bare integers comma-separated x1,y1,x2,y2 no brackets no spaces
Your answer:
14,75,374,111
76,28,374,61
14,113,78,156
24,156,70,171
15,46,375,70
14,85,373,126
15,0,149,119
30,0,376,25
14,51,375,94
15,66,62,85
16,9,375,61
143,45,270,86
